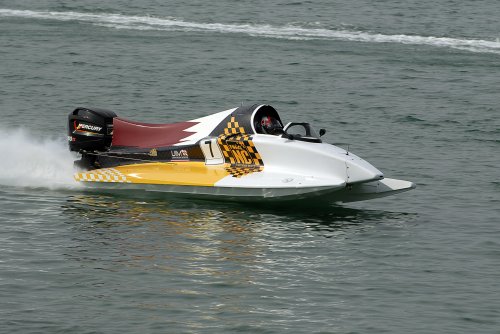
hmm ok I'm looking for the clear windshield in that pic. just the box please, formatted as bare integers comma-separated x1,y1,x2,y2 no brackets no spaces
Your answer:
283,123,322,143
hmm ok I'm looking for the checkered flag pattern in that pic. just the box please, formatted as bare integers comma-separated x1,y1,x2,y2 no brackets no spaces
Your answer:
223,116,246,136
74,168,132,183
217,117,264,178
225,165,264,178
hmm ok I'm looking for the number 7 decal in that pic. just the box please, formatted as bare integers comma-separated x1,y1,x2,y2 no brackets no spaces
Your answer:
200,138,224,165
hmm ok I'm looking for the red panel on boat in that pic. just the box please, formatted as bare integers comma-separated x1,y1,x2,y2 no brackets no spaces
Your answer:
112,118,198,148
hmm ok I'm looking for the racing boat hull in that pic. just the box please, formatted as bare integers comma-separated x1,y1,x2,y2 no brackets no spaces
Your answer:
68,104,415,203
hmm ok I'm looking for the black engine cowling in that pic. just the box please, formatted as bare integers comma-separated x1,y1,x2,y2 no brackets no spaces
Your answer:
68,107,117,152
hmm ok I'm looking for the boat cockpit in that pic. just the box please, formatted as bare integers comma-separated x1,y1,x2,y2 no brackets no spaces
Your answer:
251,105,324,143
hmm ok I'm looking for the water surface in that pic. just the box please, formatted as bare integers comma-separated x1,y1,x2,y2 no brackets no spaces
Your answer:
0,1,499,333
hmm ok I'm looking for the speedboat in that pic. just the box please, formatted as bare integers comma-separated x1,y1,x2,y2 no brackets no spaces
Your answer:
68,104,415,202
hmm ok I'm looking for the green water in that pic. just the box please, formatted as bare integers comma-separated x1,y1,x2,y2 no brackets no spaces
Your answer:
0,1,499,333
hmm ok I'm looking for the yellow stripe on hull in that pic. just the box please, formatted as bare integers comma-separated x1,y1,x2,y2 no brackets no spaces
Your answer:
75,162,230,187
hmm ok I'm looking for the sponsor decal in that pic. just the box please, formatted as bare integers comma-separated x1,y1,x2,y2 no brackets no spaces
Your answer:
226,143,254,166
77,123,102,132
217,116,264,178
148,148,158,157
171,149,189,160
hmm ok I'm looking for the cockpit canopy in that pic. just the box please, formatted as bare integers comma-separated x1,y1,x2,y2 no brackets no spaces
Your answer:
224,104,284,135
209,104,322,142
253,105,284,135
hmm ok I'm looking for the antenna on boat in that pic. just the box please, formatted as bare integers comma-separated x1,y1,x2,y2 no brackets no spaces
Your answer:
346,144,350,155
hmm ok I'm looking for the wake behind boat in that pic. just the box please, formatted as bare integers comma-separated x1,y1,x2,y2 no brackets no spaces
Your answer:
68,104,415,202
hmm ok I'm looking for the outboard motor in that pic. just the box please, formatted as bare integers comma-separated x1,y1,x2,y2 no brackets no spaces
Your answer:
68,107,117,169
68,107,116,152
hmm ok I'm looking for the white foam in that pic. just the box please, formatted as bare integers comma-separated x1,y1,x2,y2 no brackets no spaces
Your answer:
0,128,80,190
1,8,500,54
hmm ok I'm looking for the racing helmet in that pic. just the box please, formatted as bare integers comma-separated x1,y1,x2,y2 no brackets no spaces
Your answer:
260,115,283,135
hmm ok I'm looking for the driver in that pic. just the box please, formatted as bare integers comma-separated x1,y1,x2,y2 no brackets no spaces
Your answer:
259,115,283,135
